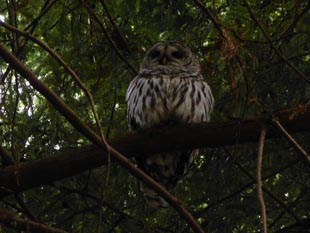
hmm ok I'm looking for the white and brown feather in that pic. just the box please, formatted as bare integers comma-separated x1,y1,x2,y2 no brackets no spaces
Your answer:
126,41,214,207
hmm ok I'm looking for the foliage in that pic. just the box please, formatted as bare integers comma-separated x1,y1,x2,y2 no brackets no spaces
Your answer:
0,0,310,232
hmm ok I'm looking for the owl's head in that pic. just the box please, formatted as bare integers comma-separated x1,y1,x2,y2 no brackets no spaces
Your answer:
140,41,200,73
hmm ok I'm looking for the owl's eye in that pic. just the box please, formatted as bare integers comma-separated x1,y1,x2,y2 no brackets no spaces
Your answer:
171,51,185,59
149,50,161,59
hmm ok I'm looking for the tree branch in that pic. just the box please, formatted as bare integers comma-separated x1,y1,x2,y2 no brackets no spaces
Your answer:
0,42,204,233
226,149,301,223
0,208,68,233
272,117,310,162
257,124,268,233
192,0,225,38
0,104,309,195
83,1,137,75
99,0,132,54
0,19,111,190
243,0,310,85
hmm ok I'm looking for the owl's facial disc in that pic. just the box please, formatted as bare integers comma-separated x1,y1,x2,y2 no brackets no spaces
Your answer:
147,42,187,66
141,41,199,73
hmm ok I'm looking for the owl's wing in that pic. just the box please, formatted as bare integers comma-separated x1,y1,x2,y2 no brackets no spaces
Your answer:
126,76,143,130
126,74,169,130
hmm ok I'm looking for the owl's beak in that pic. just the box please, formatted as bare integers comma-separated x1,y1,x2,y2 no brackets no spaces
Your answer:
160,56,167,65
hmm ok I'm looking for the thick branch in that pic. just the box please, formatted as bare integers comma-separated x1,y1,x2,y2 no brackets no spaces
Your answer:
0,104,309,196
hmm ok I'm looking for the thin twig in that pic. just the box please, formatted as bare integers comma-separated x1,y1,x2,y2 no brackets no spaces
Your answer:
272,117,310,162
0,20,112,197
277,1,310,40
83,1,137,75
0,208,68,233
257,124,268,233
193,0,250,119
4,0,56,69
223,147,301,223
99,0,132,54
195,0,310,89
24,0,58,32
0,42,204,233
268,192,303,230
243,0,310,85
15,193,39,221
0,20,111,190
192,0,225,38
194,150,300,218
0,21,108,147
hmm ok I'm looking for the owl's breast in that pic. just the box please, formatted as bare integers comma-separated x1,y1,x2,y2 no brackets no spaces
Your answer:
126,75,174,128
140,75,174,125
126,74,213,129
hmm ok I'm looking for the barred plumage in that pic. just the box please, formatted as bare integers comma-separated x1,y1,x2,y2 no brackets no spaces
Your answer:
126,41,214,208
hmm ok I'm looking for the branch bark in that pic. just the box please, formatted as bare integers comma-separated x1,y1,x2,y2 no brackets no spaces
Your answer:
257,124,268,233
0,104,309,196
272,117,310,162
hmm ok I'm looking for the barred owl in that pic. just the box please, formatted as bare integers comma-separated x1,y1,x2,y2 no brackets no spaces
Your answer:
126,41,214,208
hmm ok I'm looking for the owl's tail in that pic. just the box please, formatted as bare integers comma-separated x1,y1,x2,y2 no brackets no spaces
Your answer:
137,150,199,208
140,182,169,208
